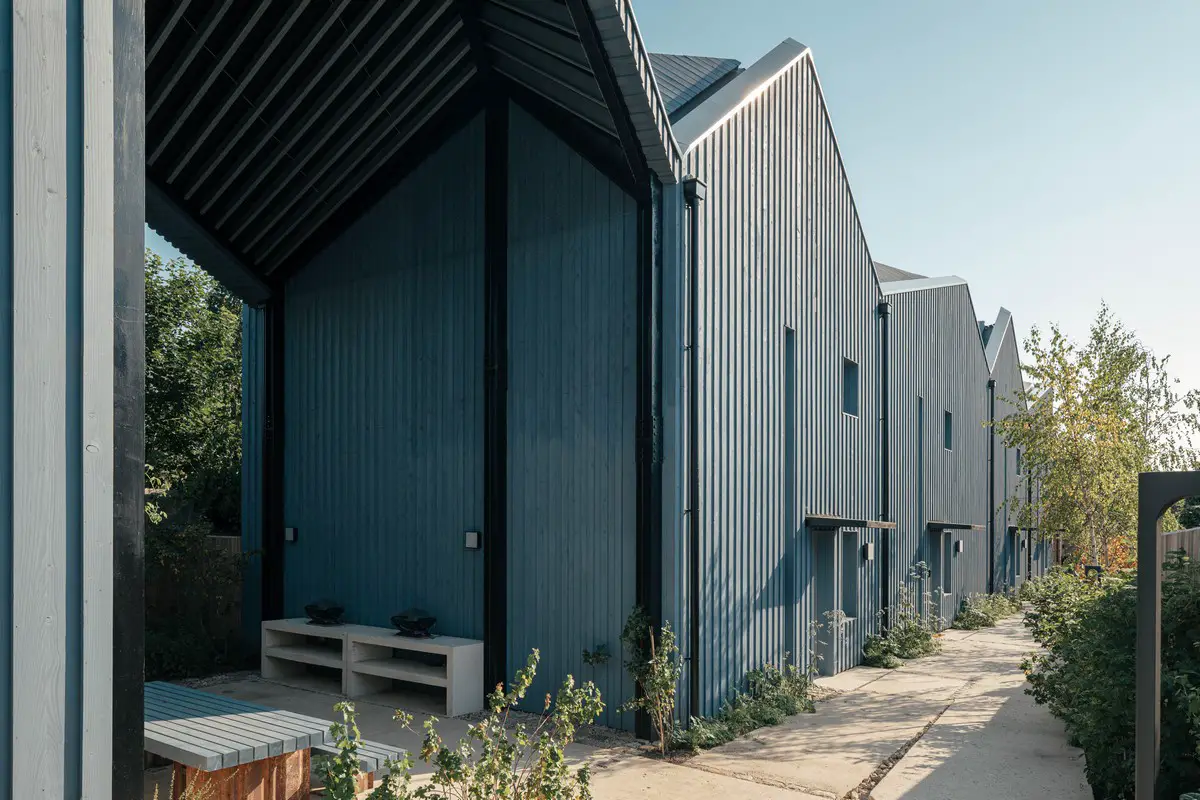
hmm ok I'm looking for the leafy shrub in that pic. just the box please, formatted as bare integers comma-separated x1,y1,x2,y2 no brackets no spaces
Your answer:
1022,555,1200,799
145,519,247,680
862,634,901,668
887,563,944,659
951,592,1023,630
671,662,814,753
323,650,602,800
620,606,683,755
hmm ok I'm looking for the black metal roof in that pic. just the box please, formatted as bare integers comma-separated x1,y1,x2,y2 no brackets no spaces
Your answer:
146,0,678,303
873,262,927,283
648,53,741,119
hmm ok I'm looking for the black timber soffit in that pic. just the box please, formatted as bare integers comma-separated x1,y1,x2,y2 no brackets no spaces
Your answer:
144,0,624,291
806,515,897,531
928,520,985,532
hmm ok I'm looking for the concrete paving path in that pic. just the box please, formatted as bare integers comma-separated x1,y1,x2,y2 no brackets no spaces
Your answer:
673,615,1090,800
160,615,1089,799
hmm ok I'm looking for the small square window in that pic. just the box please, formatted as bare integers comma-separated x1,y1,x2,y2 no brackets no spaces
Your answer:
843,359,859,417
944,411,953,450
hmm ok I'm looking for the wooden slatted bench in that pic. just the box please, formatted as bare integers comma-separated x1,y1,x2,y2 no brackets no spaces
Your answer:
144,681,333,800
312,739,406,792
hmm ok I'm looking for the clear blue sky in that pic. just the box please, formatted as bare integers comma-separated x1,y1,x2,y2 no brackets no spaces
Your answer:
150,1,1200,389
633,0,1200,390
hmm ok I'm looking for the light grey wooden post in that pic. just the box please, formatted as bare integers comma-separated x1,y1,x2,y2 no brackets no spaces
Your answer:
3,1,120,797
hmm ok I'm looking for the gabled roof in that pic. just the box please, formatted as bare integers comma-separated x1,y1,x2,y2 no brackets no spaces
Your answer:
985,308,1013,373
671,37,810,151
878,275,968,296
648,53,741,119
874,262,926,283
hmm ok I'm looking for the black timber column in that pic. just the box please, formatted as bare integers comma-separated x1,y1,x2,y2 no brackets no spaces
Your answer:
112,0,146,795
482,96,509,691
636,178,665,631
634,176,665,741
261,289,286,622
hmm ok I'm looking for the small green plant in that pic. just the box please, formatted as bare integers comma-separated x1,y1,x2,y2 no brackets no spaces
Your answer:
620,606,683,755
862,634,900,669
806,616,825,680
581,643,611,666
882,563,943,660
323,650,602,800
951,592,1023,630
671,662,814,753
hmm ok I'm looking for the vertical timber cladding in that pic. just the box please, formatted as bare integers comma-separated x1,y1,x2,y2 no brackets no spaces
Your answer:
686,53,882,712
885,283,991,622
989,322,1026,590
280,116,485,636
505,103,639,730
1,0,135,794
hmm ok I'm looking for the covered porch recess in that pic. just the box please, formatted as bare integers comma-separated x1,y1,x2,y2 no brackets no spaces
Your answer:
0,1,682,796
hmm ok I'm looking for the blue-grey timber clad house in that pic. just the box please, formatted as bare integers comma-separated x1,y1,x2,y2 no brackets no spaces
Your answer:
0,1,1057,792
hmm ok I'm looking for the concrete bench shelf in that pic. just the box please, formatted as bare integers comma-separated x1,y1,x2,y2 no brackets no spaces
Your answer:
261,619,484,717
261,620,349,695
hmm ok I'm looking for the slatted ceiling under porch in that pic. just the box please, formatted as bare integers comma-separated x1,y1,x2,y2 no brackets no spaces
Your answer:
480,0,617,137
144,0,674,288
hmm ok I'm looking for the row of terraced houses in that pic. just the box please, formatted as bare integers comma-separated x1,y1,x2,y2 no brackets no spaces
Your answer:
235,37,1052,726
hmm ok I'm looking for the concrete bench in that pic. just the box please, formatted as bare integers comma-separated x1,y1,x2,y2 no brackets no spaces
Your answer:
144,681,332,799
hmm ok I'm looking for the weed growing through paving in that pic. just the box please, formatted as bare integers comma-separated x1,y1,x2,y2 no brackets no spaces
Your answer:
671,661,815,753
950,592,1022,630
860,562,944,667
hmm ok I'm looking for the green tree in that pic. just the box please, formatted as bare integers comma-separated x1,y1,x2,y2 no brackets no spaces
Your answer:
1178,496,1200,530
145,250,243,532
994,303,1200,568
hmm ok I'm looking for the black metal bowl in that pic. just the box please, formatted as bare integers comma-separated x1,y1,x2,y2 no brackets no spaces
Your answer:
390,609,436,637
304,600,344,626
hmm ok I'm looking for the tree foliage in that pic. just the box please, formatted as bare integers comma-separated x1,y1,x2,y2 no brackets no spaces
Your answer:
145,250,243,533
1021,562,1200,799
994,303,1200,567
144,250,247,679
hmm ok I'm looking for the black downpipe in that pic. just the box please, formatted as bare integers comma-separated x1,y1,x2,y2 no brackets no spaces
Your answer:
683,177,705,718
878,301,891,631
987,378,997,594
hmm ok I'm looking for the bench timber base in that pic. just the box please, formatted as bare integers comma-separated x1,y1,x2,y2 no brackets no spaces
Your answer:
171,750,310,800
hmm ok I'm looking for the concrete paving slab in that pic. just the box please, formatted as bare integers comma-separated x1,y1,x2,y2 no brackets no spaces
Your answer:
815,666,891,693
871,670,1090,800
687,692,952,798
590,757,828,800
855,670,966,701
